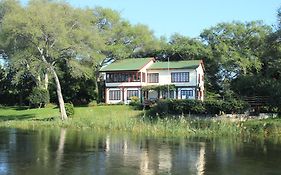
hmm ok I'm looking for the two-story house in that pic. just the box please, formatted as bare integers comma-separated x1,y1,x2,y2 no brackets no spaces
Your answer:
100,58,204,104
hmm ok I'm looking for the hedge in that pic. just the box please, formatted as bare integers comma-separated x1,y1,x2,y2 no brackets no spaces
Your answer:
148,99,249,116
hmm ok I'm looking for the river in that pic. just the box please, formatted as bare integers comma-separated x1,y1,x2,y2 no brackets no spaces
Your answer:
0,128,281,175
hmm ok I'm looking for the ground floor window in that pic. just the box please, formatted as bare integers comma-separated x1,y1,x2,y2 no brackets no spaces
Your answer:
127,90,139,100
162,90,175,99
181,90,193,99
109,90,121,100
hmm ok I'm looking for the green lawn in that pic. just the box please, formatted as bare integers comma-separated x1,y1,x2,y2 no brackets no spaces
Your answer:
1,105,281,138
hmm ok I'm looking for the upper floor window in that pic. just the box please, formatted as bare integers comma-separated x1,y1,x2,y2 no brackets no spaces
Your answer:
142,72,146,82
106,72,141,83
171,72,189,82
147,73,159,83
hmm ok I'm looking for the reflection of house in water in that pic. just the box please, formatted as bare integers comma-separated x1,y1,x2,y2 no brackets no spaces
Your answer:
104,136,206,175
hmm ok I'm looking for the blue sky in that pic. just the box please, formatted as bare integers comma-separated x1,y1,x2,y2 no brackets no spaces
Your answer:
20,0,281,38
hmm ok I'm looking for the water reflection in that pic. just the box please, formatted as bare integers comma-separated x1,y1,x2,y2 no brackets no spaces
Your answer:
0,128,281,175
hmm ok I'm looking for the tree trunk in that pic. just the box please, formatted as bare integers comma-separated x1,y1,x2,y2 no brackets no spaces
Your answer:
37,47,67,120
51,67,67,120
44,72,49,90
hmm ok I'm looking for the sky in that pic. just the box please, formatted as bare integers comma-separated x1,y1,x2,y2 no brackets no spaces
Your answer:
18,0,281,38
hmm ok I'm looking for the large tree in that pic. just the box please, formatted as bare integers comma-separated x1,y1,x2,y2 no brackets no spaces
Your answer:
200,21,272,99
94,7,162,63
0,0,104,120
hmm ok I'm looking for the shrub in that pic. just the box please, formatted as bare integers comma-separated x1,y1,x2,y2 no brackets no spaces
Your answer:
148,99,205,116
129,96,143,110
88,100,97,107
65,103,75,117
28,88,49,108
45,103,57,108
223,99,249,114
204,100,223,114
129,96,139,105
148,98,249,117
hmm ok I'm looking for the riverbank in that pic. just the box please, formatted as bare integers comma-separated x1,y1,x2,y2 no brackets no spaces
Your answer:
0,105,281,138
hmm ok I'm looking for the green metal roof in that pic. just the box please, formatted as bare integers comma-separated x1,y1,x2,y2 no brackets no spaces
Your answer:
147,60,202,70
100,58,153,72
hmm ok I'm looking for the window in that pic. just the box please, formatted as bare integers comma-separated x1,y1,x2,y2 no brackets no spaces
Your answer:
171,72,189,82
181,90,193,99
127,90,139,100
162,90,175,99
142,72,146,82
147,73,159,83
106,72,141,83
109,90,121,100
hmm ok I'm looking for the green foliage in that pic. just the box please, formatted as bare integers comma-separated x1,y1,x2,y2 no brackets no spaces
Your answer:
3,105,281,138
64,103,75,117
88,100,98,107
149,99,249,116
28,88,50,108
129,96,143,110
149,99,205,116
94,7,162,61
141,84,176,91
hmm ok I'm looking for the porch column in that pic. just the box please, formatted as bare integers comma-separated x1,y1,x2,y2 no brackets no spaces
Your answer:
140,89,143,103
105,88,108,103
122,87,125,102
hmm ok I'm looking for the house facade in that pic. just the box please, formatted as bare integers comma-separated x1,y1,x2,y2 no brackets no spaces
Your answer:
100,58,204,104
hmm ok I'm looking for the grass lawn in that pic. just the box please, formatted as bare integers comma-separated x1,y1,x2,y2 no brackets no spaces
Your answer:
1,105,281,138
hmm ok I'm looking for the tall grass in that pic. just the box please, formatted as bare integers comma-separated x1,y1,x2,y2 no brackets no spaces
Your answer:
1,105,281,138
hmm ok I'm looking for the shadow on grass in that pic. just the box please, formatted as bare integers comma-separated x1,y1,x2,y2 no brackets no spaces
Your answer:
0,114,35,121
0,106,30,111
32,117,56,121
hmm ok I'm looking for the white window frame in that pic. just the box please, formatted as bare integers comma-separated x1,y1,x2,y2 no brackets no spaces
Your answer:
171,72,189,82
127,90,139,100
147,73,159,83
109,90,121,100
181,90,193,99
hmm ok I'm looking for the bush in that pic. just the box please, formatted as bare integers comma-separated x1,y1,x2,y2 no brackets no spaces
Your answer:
65,103,75,117
204,100,223,114
28,88,49,108
45,103,57,108
148,99,205,116
148,98,249,117
88,100,97,107
129,96,143,110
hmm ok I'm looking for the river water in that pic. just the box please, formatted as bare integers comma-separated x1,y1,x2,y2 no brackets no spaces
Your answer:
0,128,281,175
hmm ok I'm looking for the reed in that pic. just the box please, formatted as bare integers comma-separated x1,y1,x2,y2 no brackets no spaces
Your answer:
0,106,281,138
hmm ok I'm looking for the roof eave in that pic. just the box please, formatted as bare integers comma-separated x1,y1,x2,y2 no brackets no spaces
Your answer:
99,69,140,72
147,66,199,70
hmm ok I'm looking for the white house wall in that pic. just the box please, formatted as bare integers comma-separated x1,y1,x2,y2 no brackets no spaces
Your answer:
146,69,197,87
196,64,204,90
106,82,143,87
196,64,204,101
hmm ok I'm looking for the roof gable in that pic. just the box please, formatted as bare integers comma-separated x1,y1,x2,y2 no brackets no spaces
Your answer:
100,58,154,72
147,60,202,70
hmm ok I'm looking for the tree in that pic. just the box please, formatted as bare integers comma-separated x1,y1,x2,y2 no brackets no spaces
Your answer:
200,21,271,78
94,7,162,62
0,0,104,120
200,21,272,98
92,7,162,102
157,34,209,61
